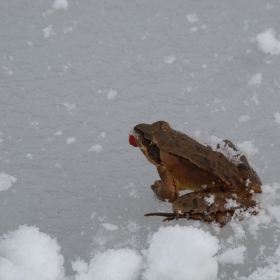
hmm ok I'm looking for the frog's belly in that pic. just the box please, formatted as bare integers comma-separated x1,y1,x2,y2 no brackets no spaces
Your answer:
160,151,222,191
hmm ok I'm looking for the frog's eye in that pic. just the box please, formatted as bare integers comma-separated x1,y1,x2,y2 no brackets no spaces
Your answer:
143,137,152,147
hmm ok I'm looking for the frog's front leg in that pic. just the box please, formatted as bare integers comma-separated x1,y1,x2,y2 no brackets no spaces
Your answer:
150,165,179,203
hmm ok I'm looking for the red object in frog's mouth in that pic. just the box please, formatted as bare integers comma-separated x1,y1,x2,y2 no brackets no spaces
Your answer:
129,133,138,147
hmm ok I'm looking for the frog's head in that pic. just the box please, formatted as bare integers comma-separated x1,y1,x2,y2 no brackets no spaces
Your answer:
129,121,171,166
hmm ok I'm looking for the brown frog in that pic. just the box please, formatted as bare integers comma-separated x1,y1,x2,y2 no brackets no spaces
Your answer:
129,121,262,226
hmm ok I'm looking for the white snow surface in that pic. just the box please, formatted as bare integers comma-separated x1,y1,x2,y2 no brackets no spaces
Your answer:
1,1,280,279
143,225,219,280
72,248,142,280
0,225,65,280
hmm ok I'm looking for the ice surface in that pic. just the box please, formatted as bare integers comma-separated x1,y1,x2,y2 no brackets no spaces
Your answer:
1,1,280,279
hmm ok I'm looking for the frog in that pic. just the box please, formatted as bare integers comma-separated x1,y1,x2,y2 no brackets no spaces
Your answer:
129,121,262,226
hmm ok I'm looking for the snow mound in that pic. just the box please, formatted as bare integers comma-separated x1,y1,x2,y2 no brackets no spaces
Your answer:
143,225,219,280
72,248,142,280
256,29,280,55
0,225,65,280
0,173,17,192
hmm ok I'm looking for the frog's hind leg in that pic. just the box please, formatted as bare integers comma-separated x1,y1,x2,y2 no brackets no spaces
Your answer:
171,190,258,226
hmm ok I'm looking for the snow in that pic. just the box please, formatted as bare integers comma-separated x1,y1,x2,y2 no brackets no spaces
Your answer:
237,140,259,157
102,223,119,231
239,115,250,122
63,103,76,112
0,225,65,280
107,90,117,100
256,29,280,55
240,260,280,280
274,112,280,125
52,0,68,10
248,73,262,86
204,194,215,206
195,135,243,165
218,246,246,264
88,144,103,153
26,153,33,159
225,198,240,210
143,226,219,280
0,173,17,192
163,55,176,64
186,13,198,23
54,131,63,136
67,137,76,144
1,1,280,279
43,25,55,38
72,249,142,280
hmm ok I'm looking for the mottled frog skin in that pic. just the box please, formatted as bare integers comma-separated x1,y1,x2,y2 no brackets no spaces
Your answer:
129,121,262,226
